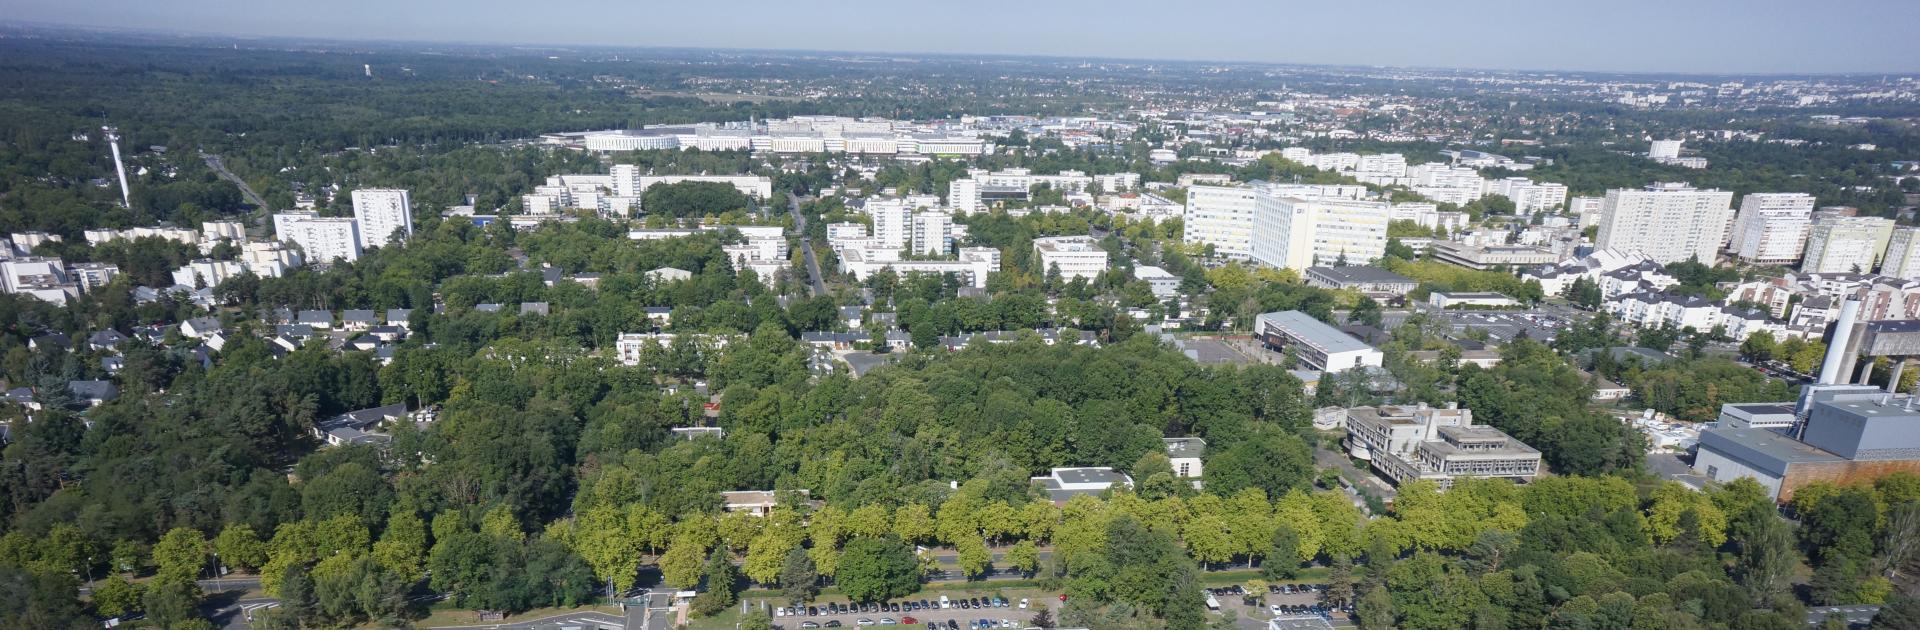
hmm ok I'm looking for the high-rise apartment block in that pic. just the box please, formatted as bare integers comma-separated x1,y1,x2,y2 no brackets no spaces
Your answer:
1594,183,1735,264
910,212,953,256
1728,193,1815,265
1801,216,1894,274
351,188,413,247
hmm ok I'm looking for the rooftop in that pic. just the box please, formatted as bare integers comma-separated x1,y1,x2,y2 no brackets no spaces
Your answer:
1305,266,1414,286
1257,311,1375,355
1163,437,1206,458
1699,427,1844,476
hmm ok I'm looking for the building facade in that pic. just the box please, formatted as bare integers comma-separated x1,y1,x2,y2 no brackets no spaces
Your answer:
351,188,414,248
1594,183,1736,264
1728,192,1815,265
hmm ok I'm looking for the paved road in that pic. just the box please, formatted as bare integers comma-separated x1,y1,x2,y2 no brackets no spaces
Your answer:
201,152,269,209
1805,604,1879,627
437,609,627,630
201,152,273,238
1646,452,1711,491
788,193,827,296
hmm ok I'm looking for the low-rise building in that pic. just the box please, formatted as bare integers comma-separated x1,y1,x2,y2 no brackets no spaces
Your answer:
720,489,811,517
1032,467,1134,504
1254,310,1383,373
1135,265,1181,298
1163,438,1206,480
1429,291,1520,309
1429,242,1560,270
1033,236,1109,281
1345,403,1542,488
1303,266,1416,298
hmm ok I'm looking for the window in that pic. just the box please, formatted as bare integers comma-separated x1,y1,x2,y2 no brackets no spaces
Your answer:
1706,465,1719,478
1178,463,1191,477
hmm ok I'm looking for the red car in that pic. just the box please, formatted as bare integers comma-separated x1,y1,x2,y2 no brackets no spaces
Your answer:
901,616,917,624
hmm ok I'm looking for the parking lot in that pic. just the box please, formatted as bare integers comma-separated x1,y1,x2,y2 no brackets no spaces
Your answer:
765,594,1045,629
1206,582,1351,629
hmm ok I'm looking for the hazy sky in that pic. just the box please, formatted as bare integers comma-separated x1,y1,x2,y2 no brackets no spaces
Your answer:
12,0,1920,74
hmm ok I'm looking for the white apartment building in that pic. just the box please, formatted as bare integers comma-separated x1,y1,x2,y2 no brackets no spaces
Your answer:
1488,178,1569,212
1882,227,1920,280
274,214,362,263
1801,216,1894,274
242,241,301,278
1728,193,1815,265
0,257,80,304
1650,139,1684,160
1250,195,1391,270
1184,185,1258,260
610,165,774,202
1593,183,1736,264
839,247,1000,288
1570,196,1605,228
946,169,1138,213
351,188,414,247
202,221,246,241
825,222,869,241
172,259,247,289
85,226,200,247
1033,236,1109,281
910,212,953,256
1390,202,1468,233
867,200,915,249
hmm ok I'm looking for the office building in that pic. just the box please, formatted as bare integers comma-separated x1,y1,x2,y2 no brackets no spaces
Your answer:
1249,195,1390,270
1033,236,1109,281
1184,185,1258,260
1254,310,1383,372
1593,183,1736,264
1728,193,1815,265
1345,403,1542,488
1802,216,1894,274
351,188,413,247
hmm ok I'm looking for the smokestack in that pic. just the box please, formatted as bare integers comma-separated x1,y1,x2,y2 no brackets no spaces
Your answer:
104,126,131,209
1819,296,1864,385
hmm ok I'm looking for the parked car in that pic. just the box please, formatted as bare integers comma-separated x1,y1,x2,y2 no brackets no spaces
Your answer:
1018,598,1028,609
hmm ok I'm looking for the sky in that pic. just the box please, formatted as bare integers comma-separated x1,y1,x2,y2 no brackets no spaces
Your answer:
10,0,1920,75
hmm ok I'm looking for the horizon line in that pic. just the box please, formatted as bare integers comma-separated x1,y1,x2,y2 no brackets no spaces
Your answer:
4,19,1918,79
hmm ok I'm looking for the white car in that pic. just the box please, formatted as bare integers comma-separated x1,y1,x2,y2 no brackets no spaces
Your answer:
1018,598,1028,610
776,607,787,617
1270,604,1284,615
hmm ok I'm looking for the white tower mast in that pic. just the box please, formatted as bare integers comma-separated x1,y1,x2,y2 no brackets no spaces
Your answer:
104,126,132,209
